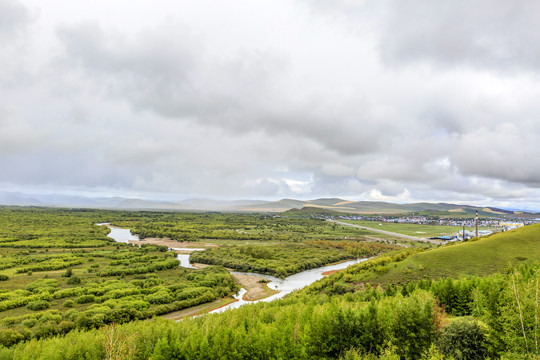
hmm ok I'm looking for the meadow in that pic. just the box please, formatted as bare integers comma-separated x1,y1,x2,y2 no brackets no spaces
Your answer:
308,223,540,291
341,220,494,238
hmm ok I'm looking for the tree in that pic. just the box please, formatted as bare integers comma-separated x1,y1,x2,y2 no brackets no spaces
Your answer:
437,318,487,360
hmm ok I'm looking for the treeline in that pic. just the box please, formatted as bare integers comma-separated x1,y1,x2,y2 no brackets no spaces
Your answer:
1,264,539,359
190,242,395,278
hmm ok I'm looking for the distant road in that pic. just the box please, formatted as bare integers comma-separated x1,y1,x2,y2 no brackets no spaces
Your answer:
328,220,441,244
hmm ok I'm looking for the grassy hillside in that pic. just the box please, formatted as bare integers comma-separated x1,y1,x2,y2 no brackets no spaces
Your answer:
322,223,540,287
340,220,494,238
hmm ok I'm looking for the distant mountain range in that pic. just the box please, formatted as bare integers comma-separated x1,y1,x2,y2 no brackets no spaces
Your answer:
0,191,536,216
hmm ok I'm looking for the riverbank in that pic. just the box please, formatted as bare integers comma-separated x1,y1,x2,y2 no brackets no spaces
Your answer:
232,273,279,301
128,237,218,250
102,224,372,314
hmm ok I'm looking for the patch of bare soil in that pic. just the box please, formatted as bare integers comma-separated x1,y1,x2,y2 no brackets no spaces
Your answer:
232,274,278,301
192,263,210,269
322,270,339,276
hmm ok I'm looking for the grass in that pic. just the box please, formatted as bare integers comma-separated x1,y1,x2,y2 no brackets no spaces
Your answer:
361,223,540,285
160,298,237,320
342,220,494,238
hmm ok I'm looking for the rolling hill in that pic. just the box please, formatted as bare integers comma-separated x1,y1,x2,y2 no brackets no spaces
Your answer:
329,223,540,287
0,191,535,216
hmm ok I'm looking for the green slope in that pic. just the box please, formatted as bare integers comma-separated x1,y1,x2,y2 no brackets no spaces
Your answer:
332,223,540,286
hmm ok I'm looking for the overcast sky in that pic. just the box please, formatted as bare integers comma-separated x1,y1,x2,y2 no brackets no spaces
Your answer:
1,0,539,209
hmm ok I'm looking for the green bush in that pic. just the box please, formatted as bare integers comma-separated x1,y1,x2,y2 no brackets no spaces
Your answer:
437,318,487,360
27,300,50,311
22,318,37,328
76,295,96,304
63,299,75,308
0,274,9,281
0,329,24,347
67,276,81,285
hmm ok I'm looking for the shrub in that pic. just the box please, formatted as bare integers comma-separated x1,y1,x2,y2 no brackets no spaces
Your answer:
0,329,24,347
27,300,50,311
22,318,37,328
63,300,74,308
67,276,81,285
63,268,73,277
76,295,96,304
57,320,76,334
0,274,9,281
437,318,487,360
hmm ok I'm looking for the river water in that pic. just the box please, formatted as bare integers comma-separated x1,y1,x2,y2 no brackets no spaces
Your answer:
99,224,368,312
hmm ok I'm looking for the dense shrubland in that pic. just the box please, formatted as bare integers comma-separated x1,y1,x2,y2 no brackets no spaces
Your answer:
191,242,396,278
0,264,538,359
0,208,238,347
0,207,396,349
111,212,385,242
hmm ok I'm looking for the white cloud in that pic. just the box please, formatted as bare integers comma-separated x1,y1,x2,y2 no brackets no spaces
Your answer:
0,0,539,210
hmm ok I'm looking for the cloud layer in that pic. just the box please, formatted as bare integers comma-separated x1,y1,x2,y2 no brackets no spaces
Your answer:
1,0,539,209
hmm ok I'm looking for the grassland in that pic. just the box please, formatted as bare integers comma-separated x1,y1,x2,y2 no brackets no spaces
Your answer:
341,219,494,238
311,223,540,290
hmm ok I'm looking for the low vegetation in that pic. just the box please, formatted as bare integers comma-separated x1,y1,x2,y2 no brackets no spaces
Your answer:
110,212,390,243
0,263,538,359
341,219,494,238
0,208,238,347
1,206,539,359
325,223,540,287
191,241,396,278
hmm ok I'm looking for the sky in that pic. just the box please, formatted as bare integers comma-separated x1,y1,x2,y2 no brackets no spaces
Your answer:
1,0,539,210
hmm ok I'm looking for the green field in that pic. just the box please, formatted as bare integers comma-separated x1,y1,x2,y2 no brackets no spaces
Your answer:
313,223,540,288
342,220,494,238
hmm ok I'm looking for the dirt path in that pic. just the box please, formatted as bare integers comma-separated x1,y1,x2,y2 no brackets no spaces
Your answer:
329,220,440,244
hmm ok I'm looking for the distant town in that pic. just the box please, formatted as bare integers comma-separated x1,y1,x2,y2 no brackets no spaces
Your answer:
300,212,540,241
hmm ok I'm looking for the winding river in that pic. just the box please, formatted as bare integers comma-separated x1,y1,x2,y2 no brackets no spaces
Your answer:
99,224,368,313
